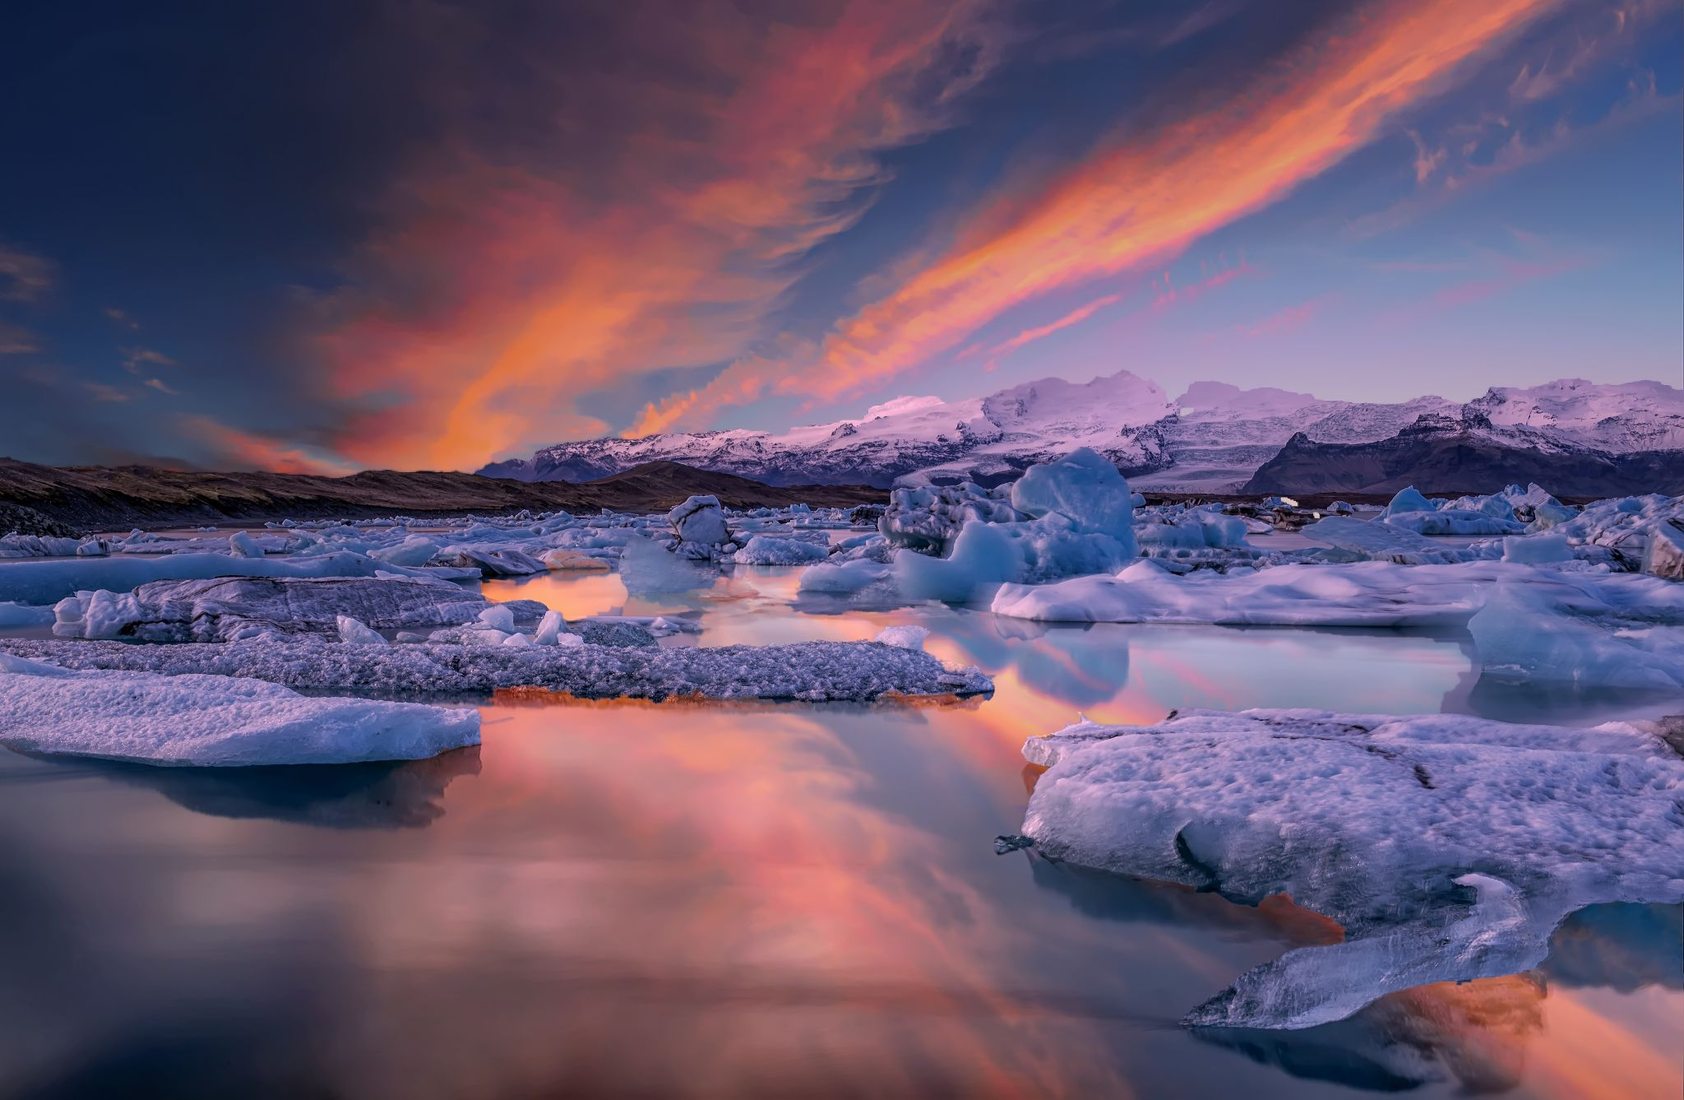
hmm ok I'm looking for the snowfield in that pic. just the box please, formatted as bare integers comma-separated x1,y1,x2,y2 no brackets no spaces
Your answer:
1019,709,1684,1029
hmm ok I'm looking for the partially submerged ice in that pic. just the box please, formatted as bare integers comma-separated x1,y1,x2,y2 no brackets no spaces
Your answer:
0,636,992,702
0,652,478,767
991,557,1684,688
1019,708,1684,1030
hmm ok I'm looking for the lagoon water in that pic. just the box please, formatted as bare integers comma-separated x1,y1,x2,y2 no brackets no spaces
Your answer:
0,564,1678,1097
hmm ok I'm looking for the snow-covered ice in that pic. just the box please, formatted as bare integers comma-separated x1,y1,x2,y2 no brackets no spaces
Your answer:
0,652,478,767
1019,708,1684,1029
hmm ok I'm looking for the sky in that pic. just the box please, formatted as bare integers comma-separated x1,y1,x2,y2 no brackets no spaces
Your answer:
1,0,1680,474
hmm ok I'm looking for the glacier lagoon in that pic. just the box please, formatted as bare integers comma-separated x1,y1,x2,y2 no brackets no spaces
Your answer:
0,559,1677,1098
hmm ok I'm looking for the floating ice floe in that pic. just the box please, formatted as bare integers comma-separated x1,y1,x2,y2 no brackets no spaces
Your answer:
0,601,53,628
1018,708,1684,1030
732,533,831,565
992,558,1684,687
0,550,477,607
0,652,478,767
49,575,541,642
0,636,992,702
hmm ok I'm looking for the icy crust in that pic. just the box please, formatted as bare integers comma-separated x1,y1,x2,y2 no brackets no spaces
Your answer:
0,653,479,767
0,637,992,702
1019,709,1684,1030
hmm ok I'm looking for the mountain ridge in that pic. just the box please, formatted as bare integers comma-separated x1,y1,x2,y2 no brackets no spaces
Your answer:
484,370,1684,491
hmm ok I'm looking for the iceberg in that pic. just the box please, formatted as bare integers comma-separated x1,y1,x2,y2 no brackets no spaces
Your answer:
667,494,731,546
0,550,477,607
0,653,479,767
1019,708,1684,1029
891,449,1141,602
0,636,993,702
732,534,830,565
48,575,532,642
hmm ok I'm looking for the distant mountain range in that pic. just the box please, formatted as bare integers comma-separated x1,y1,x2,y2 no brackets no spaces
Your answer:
483,372,1684,495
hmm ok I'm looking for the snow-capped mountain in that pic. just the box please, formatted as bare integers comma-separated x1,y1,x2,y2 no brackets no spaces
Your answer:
481,371,1177,488
1465,378,1684,453
481,370,1684,491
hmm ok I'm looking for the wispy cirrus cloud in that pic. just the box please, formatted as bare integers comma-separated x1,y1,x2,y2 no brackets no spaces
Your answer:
312,0,1011,471
0,244,54,303
633,0,1568,435
177,414,354,476
0,321,39,356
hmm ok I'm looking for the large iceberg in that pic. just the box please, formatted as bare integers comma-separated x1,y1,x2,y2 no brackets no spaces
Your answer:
1019,708,1684,1030
894,449,1140,602
0,653,479,766
0,636,992,702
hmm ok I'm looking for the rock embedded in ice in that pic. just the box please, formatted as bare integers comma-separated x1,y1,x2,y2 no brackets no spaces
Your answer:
667,494,731,545
1019,708,1684,1030
1643,522,1684,581
0,653,478,767
0,636,994,703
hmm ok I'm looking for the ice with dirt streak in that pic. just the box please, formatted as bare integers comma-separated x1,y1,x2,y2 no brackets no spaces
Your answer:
1019,707,1684,1030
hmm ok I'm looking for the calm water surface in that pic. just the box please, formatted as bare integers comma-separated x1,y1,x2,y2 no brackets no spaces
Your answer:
0,563,1678,1098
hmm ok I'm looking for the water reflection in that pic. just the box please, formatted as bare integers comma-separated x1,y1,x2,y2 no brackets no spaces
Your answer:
0,563,1672,1096
83,748,482,828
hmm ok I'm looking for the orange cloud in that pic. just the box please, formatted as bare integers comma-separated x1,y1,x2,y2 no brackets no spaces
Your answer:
315,1,1006,470
179,414,355,476
1235,294,1329,339
971,289,1126,368
640,0,1565,432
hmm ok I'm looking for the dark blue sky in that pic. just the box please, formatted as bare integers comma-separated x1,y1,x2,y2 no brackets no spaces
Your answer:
1,0,1679,471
